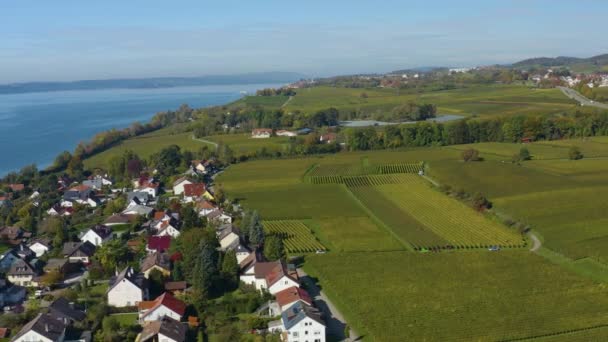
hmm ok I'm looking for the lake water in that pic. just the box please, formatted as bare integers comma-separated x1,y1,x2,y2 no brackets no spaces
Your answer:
0,83,280,176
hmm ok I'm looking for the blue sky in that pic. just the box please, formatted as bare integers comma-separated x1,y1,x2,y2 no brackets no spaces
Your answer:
1,0,607,83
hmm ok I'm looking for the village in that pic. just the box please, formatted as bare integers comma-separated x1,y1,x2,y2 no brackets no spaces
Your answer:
0,156,327,342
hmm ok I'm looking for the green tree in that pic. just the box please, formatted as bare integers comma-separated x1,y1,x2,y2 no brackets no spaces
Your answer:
192,238,219,305
248,211,265,246
568,146,583,160
96,239,129,274
263,235,285,261
221,250,239,288
148,269,166,298
519,147,531,161
461,148,481,162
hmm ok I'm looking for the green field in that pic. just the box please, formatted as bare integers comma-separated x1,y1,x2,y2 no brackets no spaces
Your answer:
283,85,576,118
84,129,205,169
205,133,292,156
263,220,326,253
348,174,523,249
305,251,608,341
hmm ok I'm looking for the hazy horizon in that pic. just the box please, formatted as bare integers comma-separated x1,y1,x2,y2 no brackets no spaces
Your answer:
2,0,608,83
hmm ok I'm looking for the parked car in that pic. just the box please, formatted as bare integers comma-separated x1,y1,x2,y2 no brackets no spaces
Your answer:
488,246,501,251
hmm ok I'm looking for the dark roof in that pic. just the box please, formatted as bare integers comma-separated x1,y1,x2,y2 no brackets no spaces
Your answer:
140,252,171,273
108,266,146,293
127,191,150,204
139,316,186,342
82,225,112,240
104,213,136,225
48,297,86,322
147,236,171,252
165,281,188,292
11,313,66,342
281,301,324,331
28,238,51,248
62,241,96,258
8,259,37,277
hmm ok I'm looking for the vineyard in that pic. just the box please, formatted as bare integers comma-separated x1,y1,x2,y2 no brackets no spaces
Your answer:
349,174,525,249
306,162,423,184
263,220,326,253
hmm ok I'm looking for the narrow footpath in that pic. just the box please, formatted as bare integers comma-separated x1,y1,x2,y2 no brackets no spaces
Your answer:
297,269,361,341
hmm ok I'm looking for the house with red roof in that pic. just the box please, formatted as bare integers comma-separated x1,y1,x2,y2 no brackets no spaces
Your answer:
133,176,160,198
182,183,213,202
252,128,273,138
146,236,171,253
275,286,313,311
8,184,25,192
138,292,186,324
246,259,300,295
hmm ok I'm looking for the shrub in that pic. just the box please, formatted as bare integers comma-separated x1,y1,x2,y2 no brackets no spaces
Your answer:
461,148,481,162
568,146,583,160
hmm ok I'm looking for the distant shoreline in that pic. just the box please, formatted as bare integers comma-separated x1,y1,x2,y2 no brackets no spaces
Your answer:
0,71,304,95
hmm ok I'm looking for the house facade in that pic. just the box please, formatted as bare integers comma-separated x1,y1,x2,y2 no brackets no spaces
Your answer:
107,267,148,307
138,292,186,324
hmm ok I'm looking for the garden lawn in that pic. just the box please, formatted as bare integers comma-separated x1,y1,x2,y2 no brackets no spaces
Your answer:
305,251,608,342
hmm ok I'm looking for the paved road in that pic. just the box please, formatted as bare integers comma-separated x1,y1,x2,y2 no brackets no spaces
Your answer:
297,269,360,341
558,86,608,110
528,232,542,252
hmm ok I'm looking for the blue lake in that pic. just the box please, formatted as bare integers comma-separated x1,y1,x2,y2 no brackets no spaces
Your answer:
0,83,280,176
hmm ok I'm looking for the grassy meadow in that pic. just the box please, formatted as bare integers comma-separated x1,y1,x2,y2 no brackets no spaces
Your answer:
283,84,576,118
205,133,293,156
305,251,608,342
84,128,206,169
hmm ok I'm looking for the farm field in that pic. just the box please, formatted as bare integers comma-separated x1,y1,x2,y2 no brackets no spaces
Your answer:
205,133,292,157
348,174,523,249
307,216,405,252
283,84,576,118
494,186,608,262
84,130,204,169
304,251,608,342
263,220,326,253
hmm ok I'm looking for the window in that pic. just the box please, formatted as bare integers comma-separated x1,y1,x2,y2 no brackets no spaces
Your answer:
315,339,322,342
314,331,321,335
292,332,299,337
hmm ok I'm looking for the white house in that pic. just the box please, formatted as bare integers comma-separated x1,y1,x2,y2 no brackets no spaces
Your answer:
7,259,39,287
11,313,67,342
217,226,240,250
154,221,181,238
268,301,325,342
226,239,251,264
205,209,232,224
252,128,272,138
28,239,51,257
172,177,193,196
79,225,113,246
138,316,186,342
62,241,96,264
107,266,148,307
138,292,186,324
246,260,299,294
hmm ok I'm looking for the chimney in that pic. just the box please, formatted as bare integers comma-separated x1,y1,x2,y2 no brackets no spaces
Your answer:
45,324,49,332
69,302,75,309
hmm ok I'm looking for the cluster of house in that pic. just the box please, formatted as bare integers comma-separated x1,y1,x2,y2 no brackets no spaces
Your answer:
251,128,336,145
11,297,91,342
239,254,326,342
529,70,608,88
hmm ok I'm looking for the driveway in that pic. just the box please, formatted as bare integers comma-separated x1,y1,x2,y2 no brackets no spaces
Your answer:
297,268,360,341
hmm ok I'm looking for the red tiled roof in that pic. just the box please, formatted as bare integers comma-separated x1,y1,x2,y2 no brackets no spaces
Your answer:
252,128,273,134
153,211,169,221
170,252,182,262
69,184,91,192
147,236,171,252
0,327,9,338
140,292,186,318
9,184,24,192
183,183,206,197
275,286,312,308
165,281,187,291
196,200,215,210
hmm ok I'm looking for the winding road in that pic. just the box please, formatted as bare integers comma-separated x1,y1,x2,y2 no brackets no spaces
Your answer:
558,86,608,110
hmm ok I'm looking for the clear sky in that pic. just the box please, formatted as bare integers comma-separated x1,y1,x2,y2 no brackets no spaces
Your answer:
1,0,607,83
